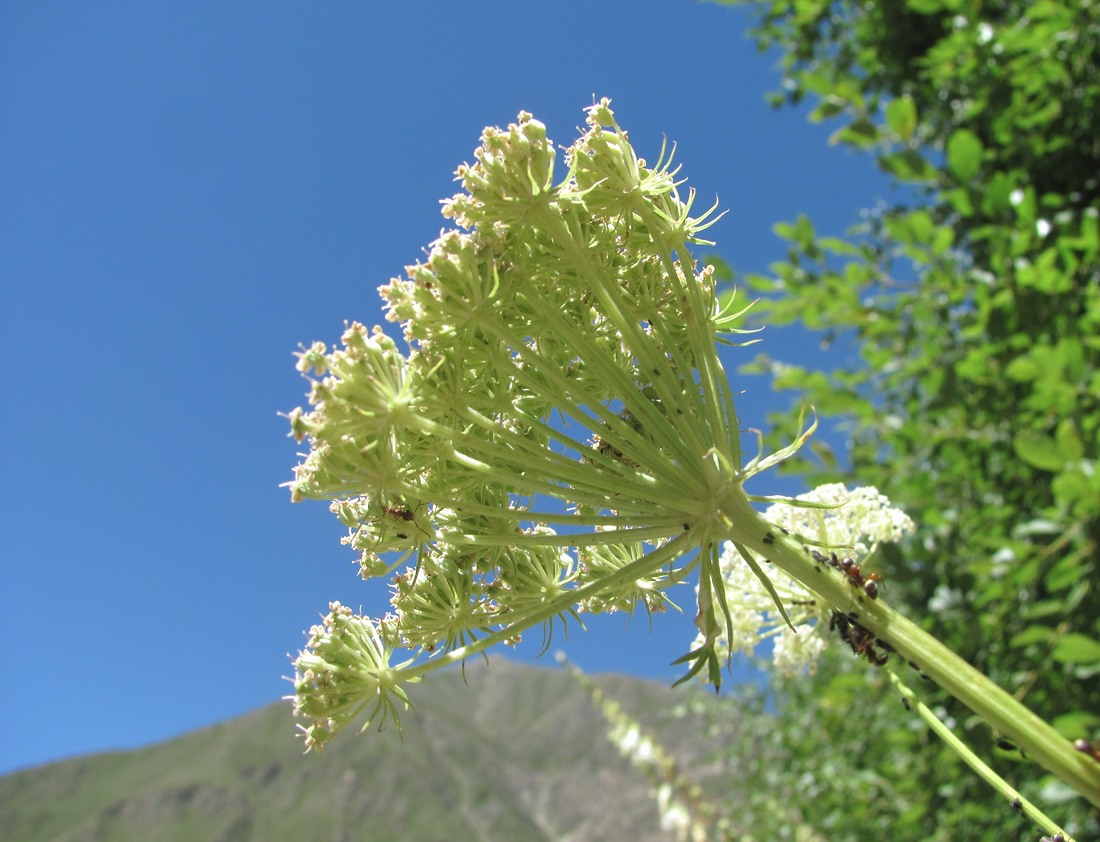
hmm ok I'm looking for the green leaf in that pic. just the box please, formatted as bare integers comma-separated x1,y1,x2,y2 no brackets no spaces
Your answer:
1051,470,1093,508
809,96,847,123
774,214,816,250
878,150,936,182
943,187,974,218
946,129,983,182
1053,710,1100,740
773,221,797,242
792,213,815,249
829,118,879,148
1079,211,1099,252
981,170,1016,215
818,236,863,257
1010,625,1054,647
1013,430,1065,471
1005,355,1041,381
1046,556,1087,592
1055,419,1083,462
885,96,918,141
1051,633,1100,664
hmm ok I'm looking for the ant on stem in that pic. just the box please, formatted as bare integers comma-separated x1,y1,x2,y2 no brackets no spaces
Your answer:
811,549,884,600
829,610,890,667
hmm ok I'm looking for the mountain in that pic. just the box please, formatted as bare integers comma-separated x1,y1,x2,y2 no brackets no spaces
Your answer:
0,659,730,842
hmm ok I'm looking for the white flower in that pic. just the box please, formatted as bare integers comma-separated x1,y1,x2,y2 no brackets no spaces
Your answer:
693,541,824,672
764,483,915,558
773,625,827,677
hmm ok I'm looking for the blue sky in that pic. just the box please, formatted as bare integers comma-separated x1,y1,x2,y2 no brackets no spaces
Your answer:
1,2,893,776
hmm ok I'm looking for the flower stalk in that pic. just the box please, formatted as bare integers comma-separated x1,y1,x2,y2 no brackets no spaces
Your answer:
889,672,1075,842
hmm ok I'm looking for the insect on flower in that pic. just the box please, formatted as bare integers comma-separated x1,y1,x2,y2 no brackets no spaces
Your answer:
383,503,433,543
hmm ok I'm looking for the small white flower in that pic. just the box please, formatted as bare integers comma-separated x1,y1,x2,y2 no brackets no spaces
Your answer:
773,625,827,677
764,483,915,557
693,541,824,671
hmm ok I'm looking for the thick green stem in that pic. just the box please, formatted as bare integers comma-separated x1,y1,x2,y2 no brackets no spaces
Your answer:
719,490,1100,809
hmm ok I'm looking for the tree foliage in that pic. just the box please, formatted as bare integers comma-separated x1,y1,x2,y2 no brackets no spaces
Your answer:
706,0,1100,837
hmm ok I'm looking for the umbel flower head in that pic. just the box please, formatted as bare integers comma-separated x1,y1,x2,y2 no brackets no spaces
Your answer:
285,99,811,749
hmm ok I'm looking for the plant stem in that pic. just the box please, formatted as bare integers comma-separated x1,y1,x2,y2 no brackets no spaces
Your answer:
889,672,1075,841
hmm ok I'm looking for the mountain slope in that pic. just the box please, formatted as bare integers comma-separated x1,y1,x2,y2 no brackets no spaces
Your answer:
0,659,727,842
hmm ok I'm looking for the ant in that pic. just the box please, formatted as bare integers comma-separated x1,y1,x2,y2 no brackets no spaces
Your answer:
830,610,890,667
590,423,640,468
814,550,884,600
383,506,417,540
1073,737,1100,764
862,573,882,600
383,503,433,543
907,660,931,680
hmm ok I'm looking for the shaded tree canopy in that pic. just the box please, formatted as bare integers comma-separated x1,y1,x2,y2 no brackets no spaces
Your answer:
706,0,1100,837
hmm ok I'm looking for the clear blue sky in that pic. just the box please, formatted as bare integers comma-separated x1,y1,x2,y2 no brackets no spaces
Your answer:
1,1,892,776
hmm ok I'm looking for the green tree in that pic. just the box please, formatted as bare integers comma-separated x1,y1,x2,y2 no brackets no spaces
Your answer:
706,0,1100,836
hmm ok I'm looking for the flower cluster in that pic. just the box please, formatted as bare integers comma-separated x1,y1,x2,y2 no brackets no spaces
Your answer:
291,602,416,750
768,484,916,557
696,485,915,676
287,100,787,747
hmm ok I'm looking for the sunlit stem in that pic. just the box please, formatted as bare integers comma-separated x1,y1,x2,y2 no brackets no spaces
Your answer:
889,672,1075,841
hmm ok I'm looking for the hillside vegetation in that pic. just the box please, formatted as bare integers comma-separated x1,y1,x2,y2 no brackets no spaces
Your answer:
0,659,734,842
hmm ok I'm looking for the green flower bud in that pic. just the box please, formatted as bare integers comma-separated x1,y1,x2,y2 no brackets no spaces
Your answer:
290,602,416,750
